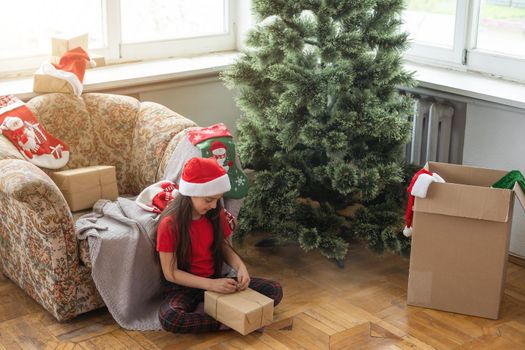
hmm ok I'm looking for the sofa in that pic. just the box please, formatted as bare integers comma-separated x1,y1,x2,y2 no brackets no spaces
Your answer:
0,93,196,321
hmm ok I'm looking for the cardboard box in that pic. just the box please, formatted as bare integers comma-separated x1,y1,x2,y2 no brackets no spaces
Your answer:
33,73,74,94
89,52,106,68
205,288,274,335
407,162,525,319
50,166,119,212
51,33,88,57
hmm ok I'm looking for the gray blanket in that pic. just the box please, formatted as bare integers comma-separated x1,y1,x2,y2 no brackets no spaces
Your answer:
75,198,163,331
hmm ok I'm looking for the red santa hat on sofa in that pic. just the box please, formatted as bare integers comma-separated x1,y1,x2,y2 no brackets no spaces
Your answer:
179,157,231,197
404,168,445,237
39,47,95,96
135,180,178,213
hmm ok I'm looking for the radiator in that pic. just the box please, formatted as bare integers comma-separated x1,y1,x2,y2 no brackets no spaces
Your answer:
407,98,455,165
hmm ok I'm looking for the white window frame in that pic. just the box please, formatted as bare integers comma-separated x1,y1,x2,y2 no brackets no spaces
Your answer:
465,0,525,82
0,0,237,77
404,0,525,83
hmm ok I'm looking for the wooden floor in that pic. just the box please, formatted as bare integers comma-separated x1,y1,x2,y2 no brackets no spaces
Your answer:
2,237,525,350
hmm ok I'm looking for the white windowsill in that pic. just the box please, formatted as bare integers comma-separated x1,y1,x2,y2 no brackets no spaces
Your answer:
1,51,525,112
404,62,525,111
0,51,242,101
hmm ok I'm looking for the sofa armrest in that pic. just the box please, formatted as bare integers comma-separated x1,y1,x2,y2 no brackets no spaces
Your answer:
0,135,25,162
129,101,197,194
0,159,78,281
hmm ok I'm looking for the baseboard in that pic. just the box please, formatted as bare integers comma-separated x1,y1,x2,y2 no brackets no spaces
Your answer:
509,253,525,268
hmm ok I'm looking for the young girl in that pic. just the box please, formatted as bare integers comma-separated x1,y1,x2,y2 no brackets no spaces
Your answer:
156,157,283,333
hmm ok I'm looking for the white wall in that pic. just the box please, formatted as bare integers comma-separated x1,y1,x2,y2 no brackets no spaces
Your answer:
463,103,525,257
139,77,242,134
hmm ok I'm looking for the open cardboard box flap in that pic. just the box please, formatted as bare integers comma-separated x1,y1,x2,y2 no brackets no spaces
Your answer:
427,161,508,187
414,183,512,222
414,162,525,222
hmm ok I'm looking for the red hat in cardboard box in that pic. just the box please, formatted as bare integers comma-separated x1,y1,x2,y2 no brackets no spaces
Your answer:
404,168,445,237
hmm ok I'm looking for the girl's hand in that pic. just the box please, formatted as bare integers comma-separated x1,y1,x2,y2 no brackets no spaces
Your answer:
236,265,250,291
209,278,238,294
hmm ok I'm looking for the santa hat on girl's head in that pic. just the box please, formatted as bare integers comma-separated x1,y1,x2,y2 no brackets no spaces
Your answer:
179,157,231,197
39,47,95,96
403,168,445,237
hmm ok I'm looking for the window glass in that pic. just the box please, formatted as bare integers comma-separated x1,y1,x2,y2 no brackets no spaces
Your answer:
403,0,458,48
0,0,104,59
477,0,525,58
121,0,227,43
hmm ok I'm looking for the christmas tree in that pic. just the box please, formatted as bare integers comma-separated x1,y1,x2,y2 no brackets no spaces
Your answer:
222,0,415,262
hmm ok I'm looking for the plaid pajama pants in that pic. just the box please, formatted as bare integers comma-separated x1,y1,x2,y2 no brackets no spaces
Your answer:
158,277,283,333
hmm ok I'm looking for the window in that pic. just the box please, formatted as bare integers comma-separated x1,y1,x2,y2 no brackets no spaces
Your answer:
403,0,525,82
0,0,235,77
403,0,457,48
476,1,525,57
121,0,227,43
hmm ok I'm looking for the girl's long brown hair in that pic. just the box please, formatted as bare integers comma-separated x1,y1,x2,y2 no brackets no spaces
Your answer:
157,194,225,278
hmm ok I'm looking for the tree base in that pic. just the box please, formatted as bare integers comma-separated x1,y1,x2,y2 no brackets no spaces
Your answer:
254,237,279,247
336,259,345,269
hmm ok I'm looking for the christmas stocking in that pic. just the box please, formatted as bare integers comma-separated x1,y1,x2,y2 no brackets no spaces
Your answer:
0,95,69,169
189,129,248,199
403,168,445,237
166,123,249,200
160,123,248,217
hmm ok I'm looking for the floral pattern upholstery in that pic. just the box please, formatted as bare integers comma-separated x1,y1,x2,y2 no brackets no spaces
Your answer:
0,93,196,321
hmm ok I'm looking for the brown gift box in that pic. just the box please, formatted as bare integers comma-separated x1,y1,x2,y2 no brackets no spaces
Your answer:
50,166,119,212
408,162,525,319
205,288,274,335
51,33,88,57
33,73,74,94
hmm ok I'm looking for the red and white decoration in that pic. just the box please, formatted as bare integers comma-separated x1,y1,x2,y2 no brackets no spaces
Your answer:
179,157,231,197
37,47,95,96
187,123,231,145
0,95,69,169
210,140,233,171
403,168,445,237
135,181,178,213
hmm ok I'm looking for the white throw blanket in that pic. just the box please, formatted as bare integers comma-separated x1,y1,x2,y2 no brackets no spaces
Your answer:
75,198,163,330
